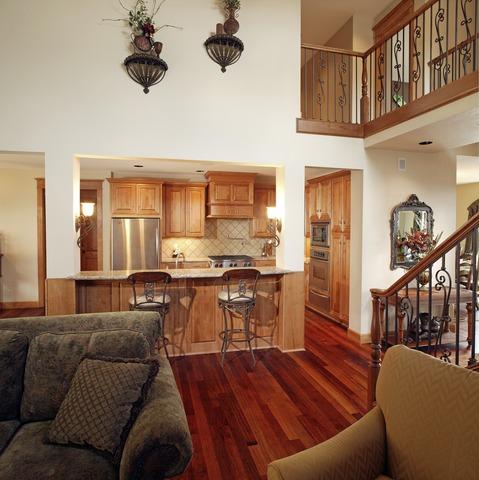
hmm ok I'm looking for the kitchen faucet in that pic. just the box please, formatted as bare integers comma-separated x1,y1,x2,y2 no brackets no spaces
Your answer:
175,252,185,269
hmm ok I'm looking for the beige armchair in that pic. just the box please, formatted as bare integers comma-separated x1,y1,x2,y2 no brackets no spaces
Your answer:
268,345,479,480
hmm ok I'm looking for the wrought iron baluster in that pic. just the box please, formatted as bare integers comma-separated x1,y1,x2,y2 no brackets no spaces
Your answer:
312,50,316,120
385,296,389,348
434,4,446,90
338,54,347,122
393,32,403,105
434,254,452,362
459,0,473,76
412,20,422,100
416,277,421,348
469,227,478,366
455,244,461,365
377,49,385,116
428,264,433,352
395,292,399,344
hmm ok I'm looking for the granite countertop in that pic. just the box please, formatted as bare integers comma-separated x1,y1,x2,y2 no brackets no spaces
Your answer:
70,266,289,281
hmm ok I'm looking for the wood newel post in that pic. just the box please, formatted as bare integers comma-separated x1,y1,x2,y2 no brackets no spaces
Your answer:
360,56,370,124
368,295,382,409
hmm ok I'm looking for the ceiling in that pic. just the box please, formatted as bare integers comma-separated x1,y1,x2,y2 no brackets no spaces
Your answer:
457,155,479,185
366,104,479,153
301,0,393,45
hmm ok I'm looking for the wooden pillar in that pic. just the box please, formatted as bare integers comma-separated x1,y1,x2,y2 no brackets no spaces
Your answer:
368,296,382,409
360,56,370,124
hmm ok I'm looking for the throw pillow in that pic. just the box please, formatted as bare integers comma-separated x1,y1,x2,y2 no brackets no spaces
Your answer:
21,329,151,422
48,356,159,463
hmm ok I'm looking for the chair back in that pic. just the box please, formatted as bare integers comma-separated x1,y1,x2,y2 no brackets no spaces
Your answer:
376,345,479,478
221,268,261,303
127,271,172,309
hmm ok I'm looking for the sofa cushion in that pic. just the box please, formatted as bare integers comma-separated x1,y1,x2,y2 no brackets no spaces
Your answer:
0,421,116,480
0,330,28,420
48,357,159,463
377,345,479,479
21,329,150,422
0,311,161,349
0,420,20,454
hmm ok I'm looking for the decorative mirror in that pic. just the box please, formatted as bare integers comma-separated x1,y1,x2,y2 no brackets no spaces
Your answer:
390,194,435,270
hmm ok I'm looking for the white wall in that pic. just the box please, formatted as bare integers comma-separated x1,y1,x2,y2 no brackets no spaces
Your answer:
360,149,457,334
0,167,43,303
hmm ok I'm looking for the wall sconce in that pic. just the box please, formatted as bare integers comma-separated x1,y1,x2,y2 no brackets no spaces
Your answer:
267,206,282,247
75,202,95,248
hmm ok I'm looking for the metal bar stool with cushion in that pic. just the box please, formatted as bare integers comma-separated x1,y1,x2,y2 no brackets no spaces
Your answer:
218,268,261,366
127,271,172,358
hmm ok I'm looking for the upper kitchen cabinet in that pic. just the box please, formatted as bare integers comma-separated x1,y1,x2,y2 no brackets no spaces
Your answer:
109,179,162,217
164,184,206,238
205,172,255,218
331,172,351,233
251,185,276,237
306,177,332,221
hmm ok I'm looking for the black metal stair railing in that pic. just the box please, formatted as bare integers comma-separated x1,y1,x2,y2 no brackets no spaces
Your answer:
368,213,479,407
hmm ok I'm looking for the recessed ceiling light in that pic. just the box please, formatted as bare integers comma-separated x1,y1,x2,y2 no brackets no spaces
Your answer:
134,164,144,168
196,169,205,173
418,141,433,145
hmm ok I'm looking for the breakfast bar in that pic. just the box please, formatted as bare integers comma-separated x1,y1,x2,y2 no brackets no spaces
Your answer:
46,267,304,356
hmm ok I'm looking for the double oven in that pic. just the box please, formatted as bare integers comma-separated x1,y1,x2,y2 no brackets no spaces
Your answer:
309,221,331,311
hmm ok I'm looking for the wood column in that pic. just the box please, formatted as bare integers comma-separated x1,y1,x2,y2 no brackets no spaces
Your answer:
360,56,370,123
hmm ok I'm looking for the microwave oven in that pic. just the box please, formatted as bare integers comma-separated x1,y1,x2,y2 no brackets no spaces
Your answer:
311,221,330,247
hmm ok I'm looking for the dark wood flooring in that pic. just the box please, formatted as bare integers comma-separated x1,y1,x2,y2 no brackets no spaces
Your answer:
0,306,371,479
171,309,369,480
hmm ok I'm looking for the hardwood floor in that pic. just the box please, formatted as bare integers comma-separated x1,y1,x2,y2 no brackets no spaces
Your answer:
171,309,369,480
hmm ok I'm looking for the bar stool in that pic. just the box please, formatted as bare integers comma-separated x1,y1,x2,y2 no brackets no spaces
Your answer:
127,271,172,359
218,268,261,366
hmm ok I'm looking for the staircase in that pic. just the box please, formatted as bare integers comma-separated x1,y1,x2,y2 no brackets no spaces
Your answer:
368,213,479,407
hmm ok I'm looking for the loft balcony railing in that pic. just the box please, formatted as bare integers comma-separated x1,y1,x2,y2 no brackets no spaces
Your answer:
299,0,478,138
368,212,479,408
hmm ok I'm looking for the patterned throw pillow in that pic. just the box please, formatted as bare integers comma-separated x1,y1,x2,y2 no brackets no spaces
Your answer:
48,356,159,463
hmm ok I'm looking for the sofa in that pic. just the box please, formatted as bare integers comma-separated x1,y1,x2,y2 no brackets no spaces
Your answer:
267,344,479,480
0,311,193,480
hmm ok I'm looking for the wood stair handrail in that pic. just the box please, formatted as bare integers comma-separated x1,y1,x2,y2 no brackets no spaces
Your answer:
371,213,479,298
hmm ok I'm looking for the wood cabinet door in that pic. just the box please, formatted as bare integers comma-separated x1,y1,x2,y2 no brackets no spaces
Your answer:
331,176,343,232
210,182,231,203
251,187,275,237
340,233,350,324
185,186,205,237
165,186,186,237
342,174,351,233
137,184,161,216
320,179,332,219
231,182,254,204
330,231,342,318
304,186,310,237
111,183,137,216
308,183,319,219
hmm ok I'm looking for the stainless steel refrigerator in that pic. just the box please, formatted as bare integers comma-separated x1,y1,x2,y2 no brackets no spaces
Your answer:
111,218,161,270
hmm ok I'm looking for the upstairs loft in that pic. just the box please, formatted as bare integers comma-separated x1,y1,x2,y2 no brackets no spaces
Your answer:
299,0,479,139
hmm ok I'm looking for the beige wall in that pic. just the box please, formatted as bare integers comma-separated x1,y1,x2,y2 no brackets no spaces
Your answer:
0,167,43,303
326,17,353,49
457,183,479,228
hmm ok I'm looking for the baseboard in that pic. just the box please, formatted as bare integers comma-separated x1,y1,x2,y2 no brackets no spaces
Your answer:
0,301,41,309
347,328,371,344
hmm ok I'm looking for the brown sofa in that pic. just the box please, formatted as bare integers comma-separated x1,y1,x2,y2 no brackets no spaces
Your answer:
268,344,479,480
0,311,193,480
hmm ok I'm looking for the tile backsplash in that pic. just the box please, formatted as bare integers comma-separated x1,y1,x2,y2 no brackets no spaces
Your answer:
161,219,271,258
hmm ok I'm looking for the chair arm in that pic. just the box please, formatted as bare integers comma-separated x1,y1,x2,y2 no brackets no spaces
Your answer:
120,359,193,480
267,407,386,480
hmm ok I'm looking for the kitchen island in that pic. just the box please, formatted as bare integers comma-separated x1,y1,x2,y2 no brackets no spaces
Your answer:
45,267,304,355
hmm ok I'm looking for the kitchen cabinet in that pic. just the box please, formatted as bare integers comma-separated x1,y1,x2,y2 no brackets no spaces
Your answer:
251,186,276,238
164,184,206,238
109,179,162,217
253,259,276,267
330,172,351,325
205,172,256,218
305,186,310,237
